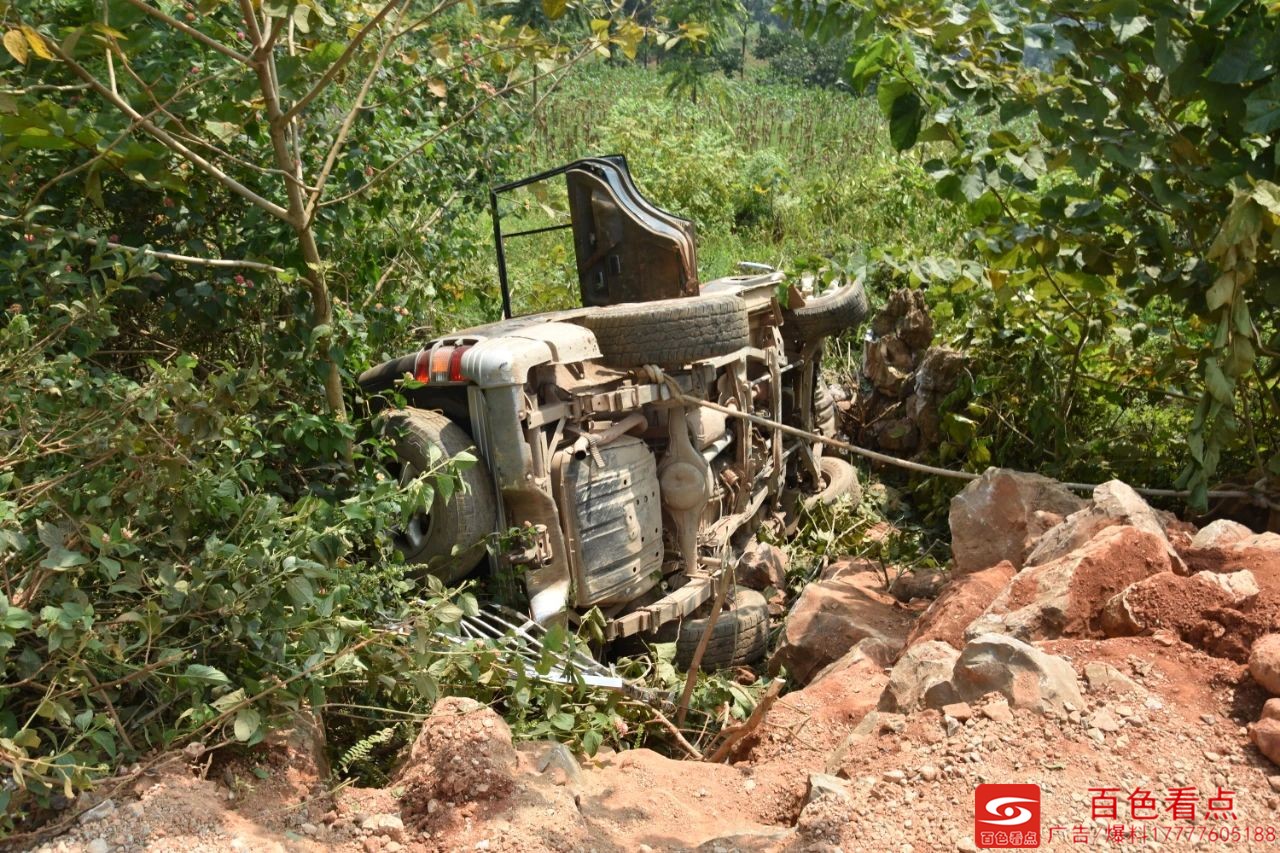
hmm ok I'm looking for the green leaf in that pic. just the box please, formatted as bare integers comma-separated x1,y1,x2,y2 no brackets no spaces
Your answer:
888,91,924,151
542,0,568,20
1110,12,1148,42
1208,194,1262,259
89,729,117,759
550,711,575,731
1204,357,1234,404
435,603,463,624
212,688,247,712
847,35,896,91
1153,18,1184,73
183,664,230,685
234,707,262,742
1244,79,1280,134
40,546,88,570
1205,31,1273,84
204,120,240,143
1226,335,1255,376
582,728,603,756
1206,272,1236,311
285,575,314,607
0,596,32,630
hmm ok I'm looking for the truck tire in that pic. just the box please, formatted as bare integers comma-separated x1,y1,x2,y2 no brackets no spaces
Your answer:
805,456,862,509
575,295,750,368
785,280,870,342
387,408,496,583
674,587,769,670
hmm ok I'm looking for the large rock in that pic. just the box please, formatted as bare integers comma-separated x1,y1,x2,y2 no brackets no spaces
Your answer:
1100,572,1239,638
1083,661,1147,698
1191,519,1254,550
395,696,517,821
909,347,967,446
1183,531,1280,580
904,561,1016,650
1193,569,1260,607
877,641,960,712
1250,699,1280,766
949,634,1083,715
1026,480,1186,572
887,567,948,603
807,636,898,686
949,469,1086,574
769,571,914,685
967,525,1172,642
1251,635,1280,695
737,540,788,591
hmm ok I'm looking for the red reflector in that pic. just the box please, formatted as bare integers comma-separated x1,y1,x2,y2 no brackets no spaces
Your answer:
448,346,471,382
429,346,452,382
413,351,430,383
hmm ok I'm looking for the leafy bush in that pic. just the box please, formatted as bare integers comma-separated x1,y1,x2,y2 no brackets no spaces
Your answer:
780,0,1280,506
0,232,467,823
0,0,655,833
735,149,790,229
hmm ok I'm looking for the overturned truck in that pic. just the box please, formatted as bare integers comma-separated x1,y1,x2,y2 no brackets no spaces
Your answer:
359,156,870,667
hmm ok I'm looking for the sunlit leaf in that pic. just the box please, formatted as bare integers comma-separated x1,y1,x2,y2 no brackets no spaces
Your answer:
3,30,28,64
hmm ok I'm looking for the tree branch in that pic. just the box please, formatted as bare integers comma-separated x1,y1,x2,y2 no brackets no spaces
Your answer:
118,0,251,64
280,0,402,124
45,39,291,221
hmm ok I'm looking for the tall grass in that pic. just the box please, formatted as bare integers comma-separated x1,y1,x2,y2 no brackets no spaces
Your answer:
489,65,963,287
523,67,885,181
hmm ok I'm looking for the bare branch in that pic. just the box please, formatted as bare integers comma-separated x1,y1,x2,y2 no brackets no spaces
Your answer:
280,0,402,123
118,0,251,64
45,39,291,220
106,242,287,274
260,14,285,55
240,0,265,45
0,83,89,94
103,0,119,96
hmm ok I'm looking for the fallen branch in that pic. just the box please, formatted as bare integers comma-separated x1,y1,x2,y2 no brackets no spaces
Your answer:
645,705,702,760
674,568,732,727
705,678,783,764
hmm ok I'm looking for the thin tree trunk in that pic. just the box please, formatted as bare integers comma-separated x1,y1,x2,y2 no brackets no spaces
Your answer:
243,4,352,458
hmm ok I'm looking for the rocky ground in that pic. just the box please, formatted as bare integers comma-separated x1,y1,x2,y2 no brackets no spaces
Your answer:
22,470,1280,852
